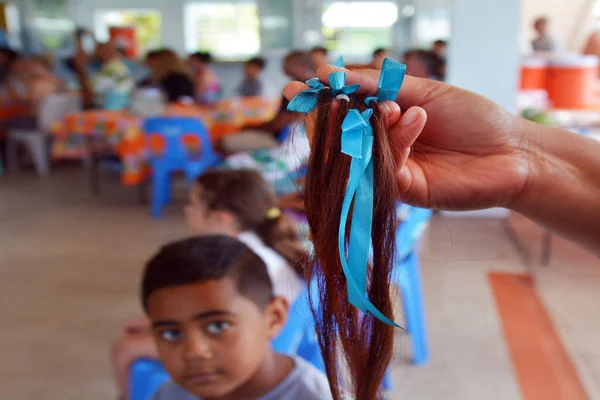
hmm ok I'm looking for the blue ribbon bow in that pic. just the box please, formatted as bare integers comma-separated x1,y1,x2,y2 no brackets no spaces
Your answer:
338,58,406,327
287,78,328,114
329,72,360,98
365,58,407,106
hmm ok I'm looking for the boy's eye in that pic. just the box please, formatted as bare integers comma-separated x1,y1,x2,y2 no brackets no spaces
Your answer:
206,321,231,335
158,328,183,342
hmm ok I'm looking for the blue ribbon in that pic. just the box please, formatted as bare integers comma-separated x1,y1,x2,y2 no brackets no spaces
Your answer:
287,78,328,114
329,72,360,97
365,58,407,105
285,58,408,326
338,58,406,327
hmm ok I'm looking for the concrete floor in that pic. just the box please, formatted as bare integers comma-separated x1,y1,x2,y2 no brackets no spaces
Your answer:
1,168,599,400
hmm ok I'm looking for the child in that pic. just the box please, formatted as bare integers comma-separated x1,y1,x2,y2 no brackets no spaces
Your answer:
188,52,222,104
238,57,266,97
143,236,332,399
403,49,444,80
111,169,307,398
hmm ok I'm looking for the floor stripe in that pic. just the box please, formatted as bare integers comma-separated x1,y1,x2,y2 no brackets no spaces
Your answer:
489,273,589,400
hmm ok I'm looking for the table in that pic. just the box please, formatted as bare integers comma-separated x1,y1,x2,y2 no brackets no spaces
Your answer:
50,98,279,186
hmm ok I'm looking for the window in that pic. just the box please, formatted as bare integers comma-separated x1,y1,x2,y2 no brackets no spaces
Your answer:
94,10,162,57
185,2,260,60
322,2,398,57
31,0,74,51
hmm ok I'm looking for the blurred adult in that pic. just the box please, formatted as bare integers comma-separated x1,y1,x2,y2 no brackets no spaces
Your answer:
238,57,266,97
188,52,222,104
222,50,315,153
371,48,390,69
1,55,64,130
74,41,134,109
404,49,444,80
310,46,329,68
284,65,600,255
138,49,194,103
532,17,559,52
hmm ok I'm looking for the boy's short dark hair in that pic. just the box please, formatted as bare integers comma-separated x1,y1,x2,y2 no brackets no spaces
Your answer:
373,47,388,58
141,236,273,312
190,51,213,63
311,46,328,55
246,57,266,70
433,40,447,47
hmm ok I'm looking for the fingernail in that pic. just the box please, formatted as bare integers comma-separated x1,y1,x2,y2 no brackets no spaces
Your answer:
401,108,420,126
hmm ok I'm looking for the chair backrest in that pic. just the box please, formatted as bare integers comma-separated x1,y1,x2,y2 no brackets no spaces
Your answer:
38,92,82,132
143,116,215,162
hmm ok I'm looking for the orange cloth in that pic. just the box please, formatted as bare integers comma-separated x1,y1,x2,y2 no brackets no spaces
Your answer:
50,98,279,186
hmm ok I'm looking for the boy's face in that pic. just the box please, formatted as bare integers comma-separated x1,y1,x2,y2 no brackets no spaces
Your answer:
147,278,288,399
245,63,261,79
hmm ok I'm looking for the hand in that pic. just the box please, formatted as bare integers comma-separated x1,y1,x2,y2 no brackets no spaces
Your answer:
123,316,151,335
284,65,530,211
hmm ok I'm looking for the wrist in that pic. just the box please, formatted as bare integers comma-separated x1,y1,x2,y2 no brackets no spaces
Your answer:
509,119,561,214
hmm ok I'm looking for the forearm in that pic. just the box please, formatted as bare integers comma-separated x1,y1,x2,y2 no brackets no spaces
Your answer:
512,120,600,255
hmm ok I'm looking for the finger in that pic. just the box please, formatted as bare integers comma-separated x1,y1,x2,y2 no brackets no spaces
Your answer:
389,106,427,155
283,81,309,101
378,101,401,127
316,65,448,110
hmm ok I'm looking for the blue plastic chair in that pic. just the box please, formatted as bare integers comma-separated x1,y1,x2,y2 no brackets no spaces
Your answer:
392,206,433,365
143,117,221,218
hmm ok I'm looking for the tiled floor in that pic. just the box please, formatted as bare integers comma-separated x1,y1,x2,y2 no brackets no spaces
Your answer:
1,168,599,400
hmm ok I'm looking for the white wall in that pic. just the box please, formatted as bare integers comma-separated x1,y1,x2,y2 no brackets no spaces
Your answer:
446,0,521,113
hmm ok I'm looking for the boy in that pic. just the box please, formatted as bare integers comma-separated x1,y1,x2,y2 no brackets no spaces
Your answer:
142,236,332,400
238,57,266,97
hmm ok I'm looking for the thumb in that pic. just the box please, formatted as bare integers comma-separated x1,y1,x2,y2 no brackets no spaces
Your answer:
390,106,427,151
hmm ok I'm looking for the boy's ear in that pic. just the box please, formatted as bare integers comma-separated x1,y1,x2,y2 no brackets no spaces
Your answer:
264,296,289,339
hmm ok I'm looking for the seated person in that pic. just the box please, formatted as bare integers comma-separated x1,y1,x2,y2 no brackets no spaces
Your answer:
188,52,221,104
309,46,328,69
403,49,444,81
238,57,266,97
142,236,332,400
74,41,134,109
1,55,64,130
371,47,390,69
111,169,307,399
138,49,194,103
221,51,314,154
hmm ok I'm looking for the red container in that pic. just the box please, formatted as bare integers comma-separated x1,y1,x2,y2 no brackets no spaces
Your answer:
520,57,548,90
547,55,598,109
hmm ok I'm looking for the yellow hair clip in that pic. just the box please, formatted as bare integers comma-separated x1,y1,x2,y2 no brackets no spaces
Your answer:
266,207,282,220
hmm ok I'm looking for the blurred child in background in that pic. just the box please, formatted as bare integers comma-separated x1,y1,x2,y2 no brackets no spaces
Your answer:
371,47,390,69
188,52,222,104
238,57,266,97
404,49,444,81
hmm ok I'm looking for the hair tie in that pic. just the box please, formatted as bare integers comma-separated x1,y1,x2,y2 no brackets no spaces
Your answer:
335,94,350,102
266,207,281,220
